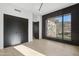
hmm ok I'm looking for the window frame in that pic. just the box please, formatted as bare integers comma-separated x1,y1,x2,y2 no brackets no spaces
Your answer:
45,13,71,41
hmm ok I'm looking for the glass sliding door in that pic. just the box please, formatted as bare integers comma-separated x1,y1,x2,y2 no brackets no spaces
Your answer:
55,16,62,39
45,16,62,39
45,13,71,41
63,13,71,41
46,17,57,38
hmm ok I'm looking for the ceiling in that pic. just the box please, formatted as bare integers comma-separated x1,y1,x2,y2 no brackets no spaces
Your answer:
12,3,76,15
39,3,76,15
0,3,77,15
11,3,41,11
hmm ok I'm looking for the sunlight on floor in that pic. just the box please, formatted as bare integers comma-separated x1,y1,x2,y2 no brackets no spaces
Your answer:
14,45,45,56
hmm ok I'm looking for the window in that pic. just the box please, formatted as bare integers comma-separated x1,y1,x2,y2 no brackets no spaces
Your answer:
55,16,62,39
46,16,62,39
45,13,71,41
63,13,71,40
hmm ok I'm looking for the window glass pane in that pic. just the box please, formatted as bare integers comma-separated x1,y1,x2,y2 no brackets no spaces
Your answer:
45,16,62,39
63,13,71,40
55,16,62,39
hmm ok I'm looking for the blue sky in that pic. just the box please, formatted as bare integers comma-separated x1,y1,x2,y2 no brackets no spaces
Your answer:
55,15,71,22
64,15,71,22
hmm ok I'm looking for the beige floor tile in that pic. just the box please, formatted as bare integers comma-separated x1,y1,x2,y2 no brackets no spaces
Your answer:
23,39,79,56
0,39,79,56
0,46,24,56
14,45,45,56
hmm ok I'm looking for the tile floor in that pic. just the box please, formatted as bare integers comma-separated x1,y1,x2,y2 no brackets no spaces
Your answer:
0,46,23,56
23,39,79,56
14,45,45,56
0,39,79,56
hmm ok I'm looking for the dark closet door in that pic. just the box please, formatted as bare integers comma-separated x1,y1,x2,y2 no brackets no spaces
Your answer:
4,14,28,47
33,22,39,39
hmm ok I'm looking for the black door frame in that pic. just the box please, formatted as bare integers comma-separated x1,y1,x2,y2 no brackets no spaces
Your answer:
33,22,39,39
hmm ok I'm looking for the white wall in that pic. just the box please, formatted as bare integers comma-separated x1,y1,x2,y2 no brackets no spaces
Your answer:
33,11,42,39
0,10,3,49
39,16,42,39
0,4,33,49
